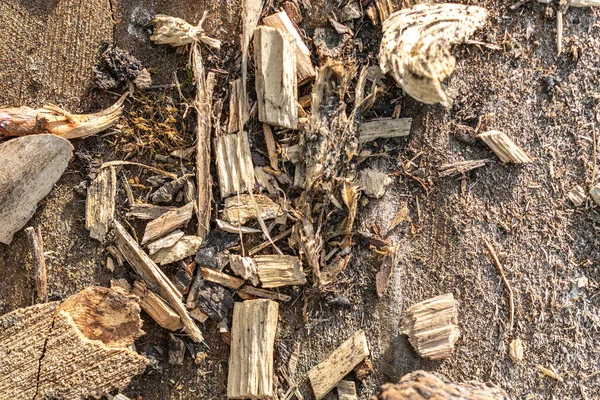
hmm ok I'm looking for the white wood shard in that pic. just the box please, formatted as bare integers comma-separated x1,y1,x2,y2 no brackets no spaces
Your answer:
201,267,246,290
337,380,358,400
141,202,194,244
254,255,307,288
569,0,600,6
227,299,279,399
146,229,185,255
215,132,256,198
477,130,533,164
307,330,370,400
230,254,260,286
151,235,203,266
222,193,283,225
359,118,412,143
262,11,317,85
358,168,392,198
401,293,460,360
254,26,298,129
0,134,73,244
86,166,117,241
216,219,262,234
379,4,488,104
567,185,586,207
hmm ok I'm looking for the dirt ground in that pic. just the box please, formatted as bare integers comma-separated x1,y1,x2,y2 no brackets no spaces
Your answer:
1,0,600,399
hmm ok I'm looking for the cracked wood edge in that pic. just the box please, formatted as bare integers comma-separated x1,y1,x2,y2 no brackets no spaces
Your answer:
114,220,204,342
307,330,370,400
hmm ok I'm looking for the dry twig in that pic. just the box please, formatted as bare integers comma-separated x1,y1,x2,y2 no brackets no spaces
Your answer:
484,240,514,331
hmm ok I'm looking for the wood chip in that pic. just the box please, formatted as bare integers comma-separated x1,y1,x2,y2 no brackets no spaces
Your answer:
401,293,460,360
85,166,117,241
0,134,73,245
147,229,185,255
254,26,298,129
477,130,533,164
227,78,249,134
227,299,279,399
151,235,203,266
307,330,370,400
222,193,283,225
568,185,586,206
374,370,511,400
254,255,306,288
151,176,185,204
202,267,245,290
358,168,392,198
591,183,600,206
379,4,488,104
262,11,316,85
128,204,178,220
168,333,186,365
107,245,125,266
230,254,260,286
537,365,563,382
216,219,262,234
375,246,397,297
337,381,358,400
133,280,183,332
215,132,256,198
25,226,47,302
0,287,148,399
151,14,221,49
438,159,488,178
142,202,194,244
113,220,204,342
509,337,524,363
189,307,209,323
358,118,412,143
237,285,292,302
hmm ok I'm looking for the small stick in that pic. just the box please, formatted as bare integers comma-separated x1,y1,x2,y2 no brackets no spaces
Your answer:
484,240,514,331
25,226,47,302
557,0,568,55
592,124,597,187
248,228,292,256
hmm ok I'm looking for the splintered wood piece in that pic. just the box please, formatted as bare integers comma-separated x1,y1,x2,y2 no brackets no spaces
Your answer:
25,226,47,302
86,166,117,241
402,293,460,360
142,202,194,244
237,285,292,302
375,371,511,400
262,123,279,171
107,245,125,266
168,333,186,365
254,26,298,129
438,159,488,178
147,229,185,255
590,183,600,205
230,254,260,286
202,267,246,290
0,287,148,399
379,4,488,104
254,255,306,288
128,204,178,220
228,79,249,133
337,381,358,400
215,132,256,198
477,130,533,164
216,219,262,234
358,168,392,198
358,118,412,143
133,280,183,331
0,134,73,245
227,299,279,399
113,220,204,342
151,235,203,265
262,11,317,85
568,185,586,207
307,330,370,400
192,44,216,241
570,0,600,5
222,193,283,225
151,14,221,49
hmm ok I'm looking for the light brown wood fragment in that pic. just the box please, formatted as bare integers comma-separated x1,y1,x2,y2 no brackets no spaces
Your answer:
262,123,279,171
151,235,203,266
222,193,283,225
142,202,194,244
358,168,392,198
0,134,73,245
202,267,245,290
375,247,397,297
128,204,178,220
0,287,148,399
509,337,524,363
590,183,600,205
262,11,316,85
216,219,262,234
189,307,209,323
227,299,279,399
438,159,488,178
237,285,292,302
230,254,260,285
85,166,117,241
147,229,185,255
281,144,301,164
374,371,511,400
215,132,256,198
307,330,370,400
107,245,125,266
25,226,47,302
254,26,298,129
477,130,533,164
254,166,276,194
537,365,563,382
113,220,204,342
151,14,221,49
359,118,412,143
227,79,249,133
570,0,600,6
337,381,357,400
133,280,183,331
401,293,460,360
568,185,586,206
374,0,394,22
254,255,306,288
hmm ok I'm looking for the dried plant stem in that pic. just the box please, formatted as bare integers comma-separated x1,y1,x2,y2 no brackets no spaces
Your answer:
484,240,514,332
